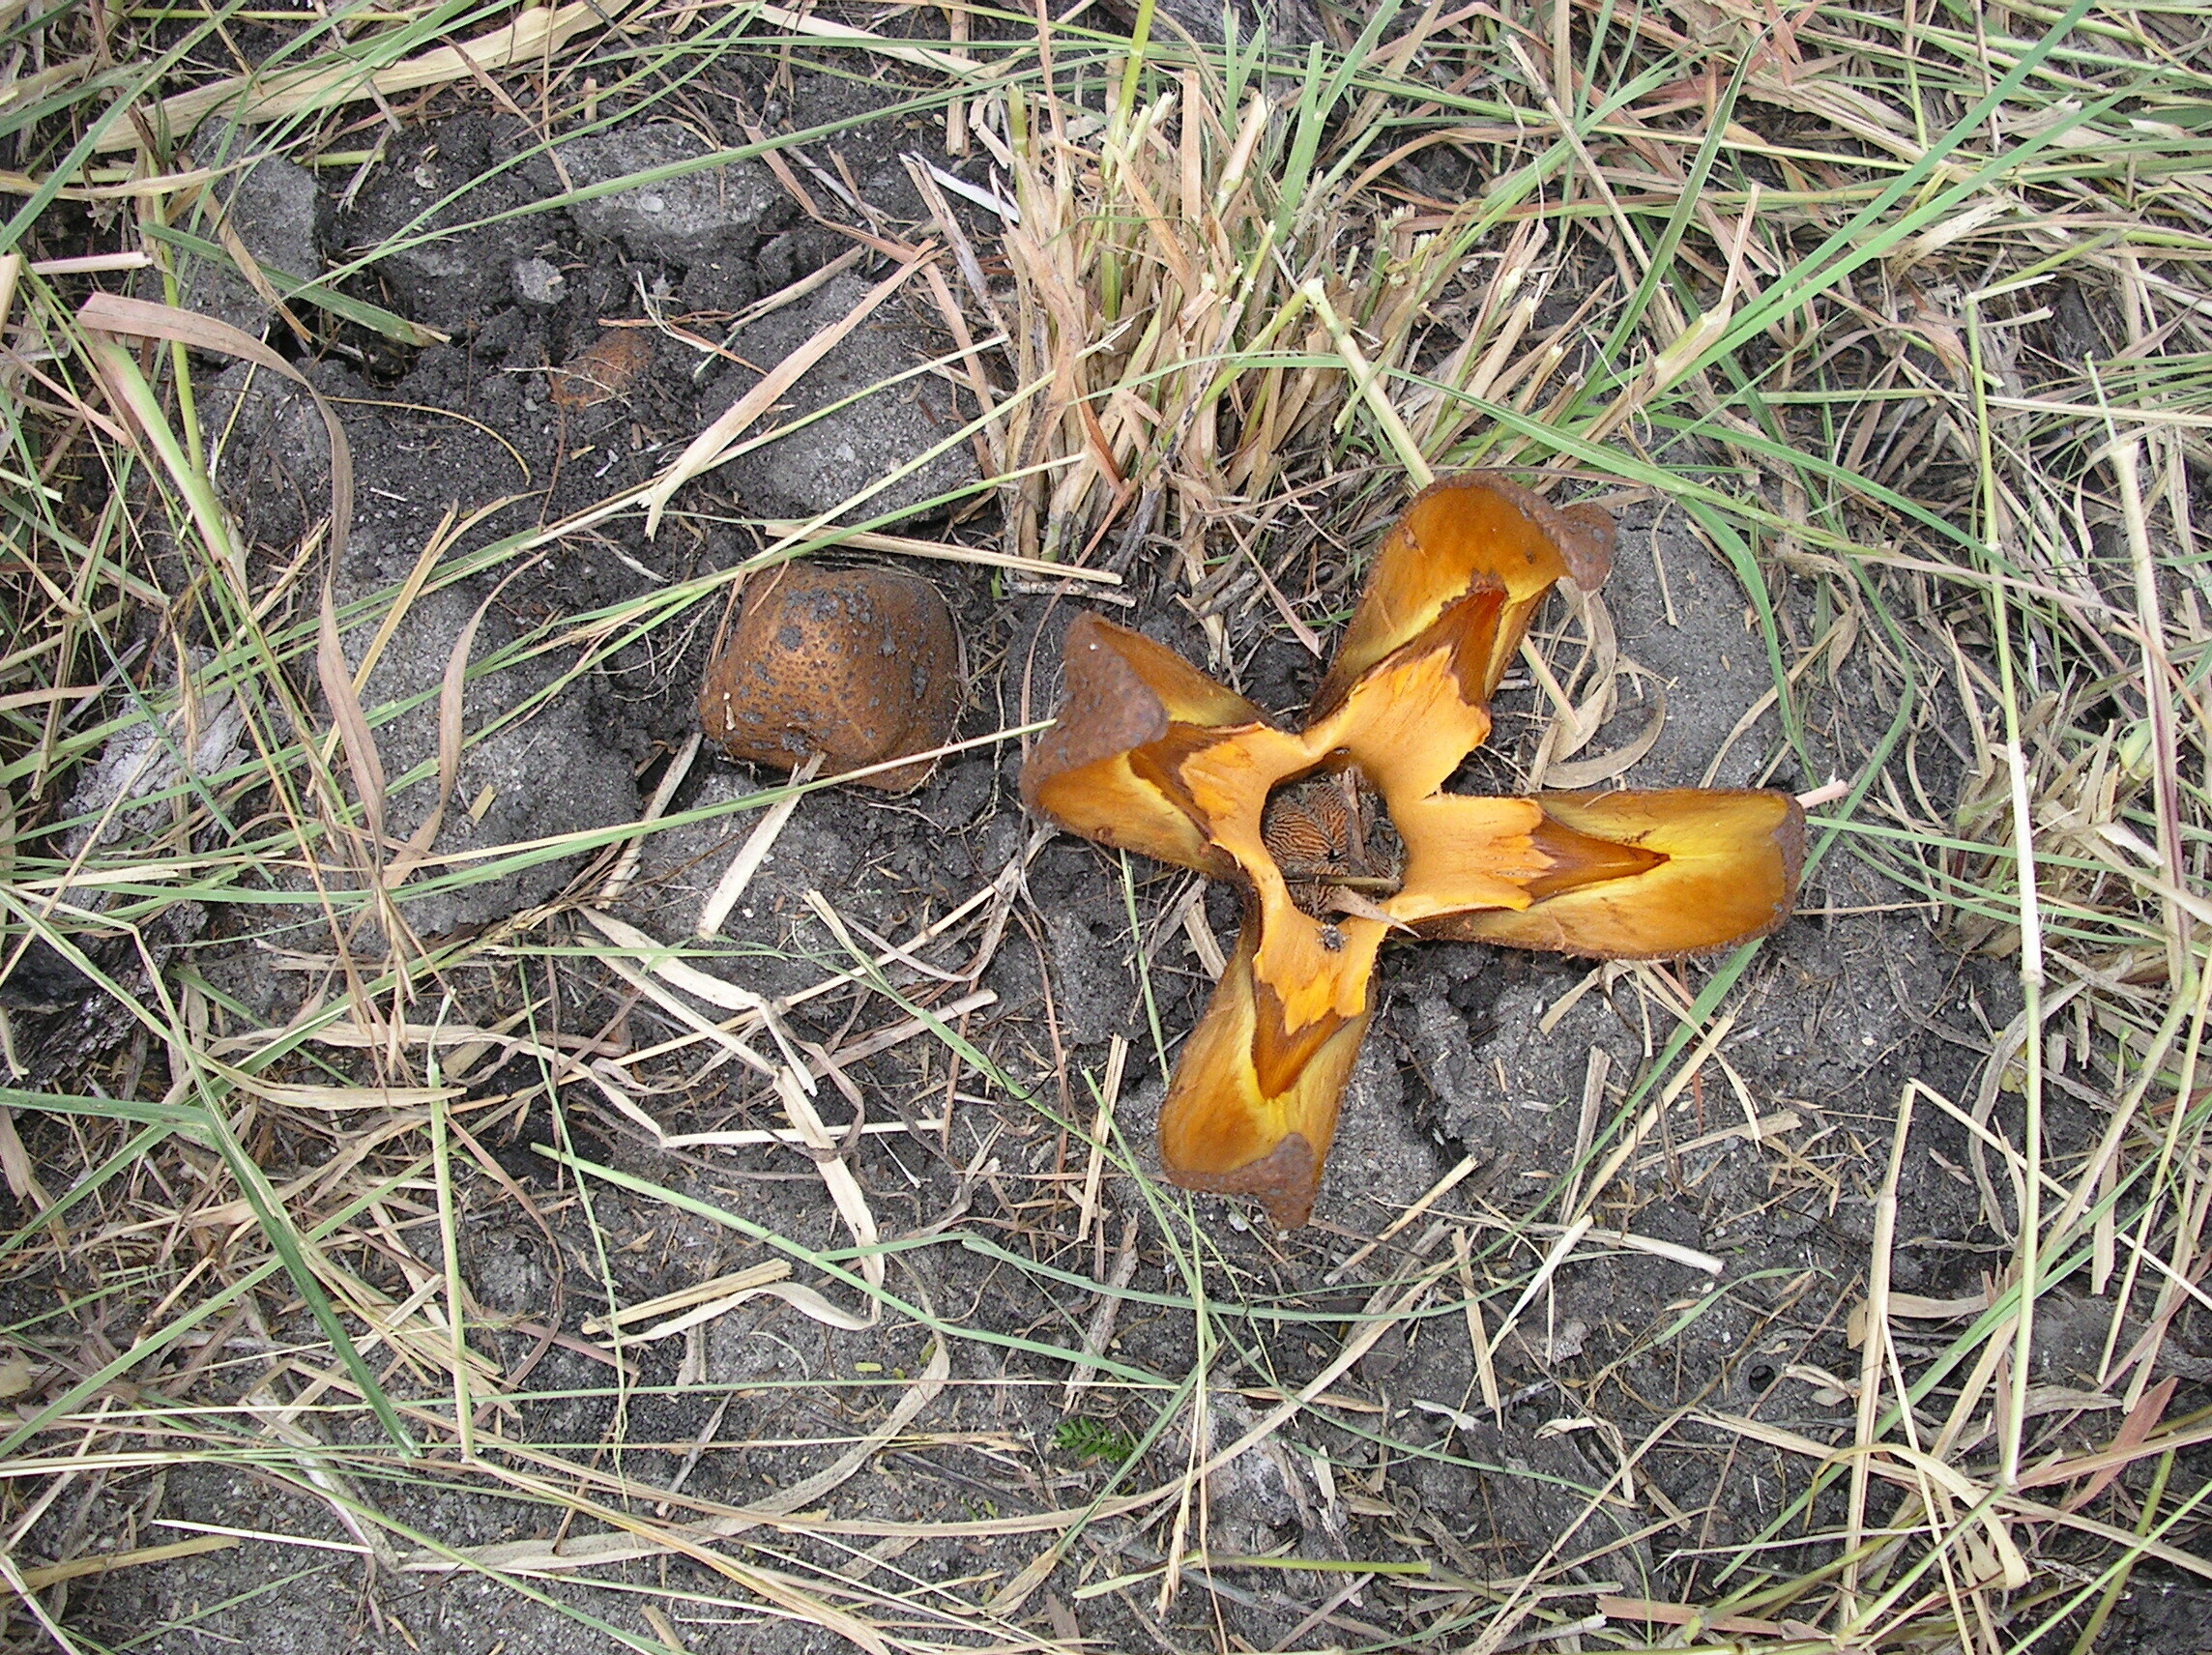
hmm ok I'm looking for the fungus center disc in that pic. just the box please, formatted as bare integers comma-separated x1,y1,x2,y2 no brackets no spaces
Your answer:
1259,771,1405,919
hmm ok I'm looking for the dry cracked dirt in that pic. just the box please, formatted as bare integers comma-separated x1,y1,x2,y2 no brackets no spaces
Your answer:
8,34,2204,1655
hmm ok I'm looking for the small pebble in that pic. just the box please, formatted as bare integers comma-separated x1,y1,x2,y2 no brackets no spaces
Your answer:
510,256,566,307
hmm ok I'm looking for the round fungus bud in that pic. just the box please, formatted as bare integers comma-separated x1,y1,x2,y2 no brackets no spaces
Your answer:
547,327,655,409
698,564,963,794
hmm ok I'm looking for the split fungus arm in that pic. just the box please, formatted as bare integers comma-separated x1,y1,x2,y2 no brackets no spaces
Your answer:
1430,788,1807,958
1019,614,1266,880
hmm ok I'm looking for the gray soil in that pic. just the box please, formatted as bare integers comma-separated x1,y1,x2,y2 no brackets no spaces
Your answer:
7,28,2207,1655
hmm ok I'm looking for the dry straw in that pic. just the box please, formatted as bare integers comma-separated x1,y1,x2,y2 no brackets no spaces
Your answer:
2,0,2210,1650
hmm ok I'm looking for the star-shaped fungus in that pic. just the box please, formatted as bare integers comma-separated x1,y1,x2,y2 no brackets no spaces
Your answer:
1021,475,1807,1228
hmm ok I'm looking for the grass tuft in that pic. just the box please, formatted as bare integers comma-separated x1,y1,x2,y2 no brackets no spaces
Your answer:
2,0,2210,1650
